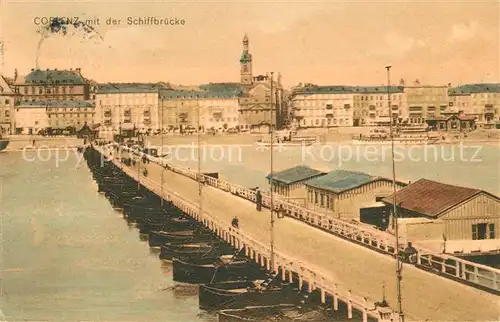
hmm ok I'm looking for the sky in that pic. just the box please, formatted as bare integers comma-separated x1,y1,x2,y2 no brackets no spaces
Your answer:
0,0,498,88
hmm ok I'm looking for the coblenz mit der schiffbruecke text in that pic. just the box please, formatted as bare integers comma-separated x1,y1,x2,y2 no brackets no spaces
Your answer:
127,17,186,25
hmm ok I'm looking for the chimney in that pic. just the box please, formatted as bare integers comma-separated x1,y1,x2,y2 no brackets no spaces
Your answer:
76,68,81,72
31,68,35,71
54,68,57,71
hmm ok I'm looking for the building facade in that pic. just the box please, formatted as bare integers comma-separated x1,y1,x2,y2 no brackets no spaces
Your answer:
304,170,407,221
0,75,19,134
404,82,449,125
13,101,50,134
159,87,240,132
14,68,90,101
46,100,95,130
383,178,500,253
290,86,354,128
94,84,162,136
237,35,284,131
448,83,500,128
352,86,406,126
290,85,406,128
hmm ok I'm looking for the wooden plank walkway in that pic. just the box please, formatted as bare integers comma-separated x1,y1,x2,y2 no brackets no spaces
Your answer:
102,147,500,321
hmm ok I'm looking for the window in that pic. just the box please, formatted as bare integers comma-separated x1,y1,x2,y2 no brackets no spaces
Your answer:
5,99,9,104
320,194,324,206
472,223,488,240
314,191,318,204
489,224,495,239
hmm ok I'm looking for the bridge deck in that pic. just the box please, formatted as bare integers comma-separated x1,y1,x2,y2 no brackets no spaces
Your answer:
112,151,499,321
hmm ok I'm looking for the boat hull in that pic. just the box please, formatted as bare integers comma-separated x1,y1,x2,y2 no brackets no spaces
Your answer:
172,257,267,284
199,281,297,311
160,241,234,261
0,139,9,152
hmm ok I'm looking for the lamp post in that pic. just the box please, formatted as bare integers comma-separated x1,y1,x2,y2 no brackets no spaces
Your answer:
160,88,164,205
269,71,276,273
196,94,204,222
386,65,404,322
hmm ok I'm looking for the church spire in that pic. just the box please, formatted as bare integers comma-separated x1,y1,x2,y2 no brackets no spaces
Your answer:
240,33,253,86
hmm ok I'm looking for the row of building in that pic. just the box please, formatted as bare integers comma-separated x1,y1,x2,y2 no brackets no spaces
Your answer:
0,34,499,135
290,82,500,129
267,166,499,254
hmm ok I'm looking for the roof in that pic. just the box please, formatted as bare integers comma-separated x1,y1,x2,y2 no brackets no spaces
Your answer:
292,85,404,96
382,178,498,218
448,83,500,95
199,82,243,93
426,114,476,122
19,69,86,85
95,83,165,93
304,170,405,194
159,89,241,100
266,165,326,185
0,75,15,94
15,100,94,108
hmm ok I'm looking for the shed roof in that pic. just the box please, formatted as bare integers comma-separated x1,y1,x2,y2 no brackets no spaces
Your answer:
382,178,498,218
304,170,379,193
266,165,326,185
304,170,407,194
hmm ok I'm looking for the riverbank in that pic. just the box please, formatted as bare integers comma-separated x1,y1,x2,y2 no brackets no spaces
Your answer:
4,136,84,151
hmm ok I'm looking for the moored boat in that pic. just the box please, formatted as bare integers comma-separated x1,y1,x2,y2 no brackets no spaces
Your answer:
199,278,298,311
148,229,216,247
172,255,267,284
159,240,234,261
217,304,333,321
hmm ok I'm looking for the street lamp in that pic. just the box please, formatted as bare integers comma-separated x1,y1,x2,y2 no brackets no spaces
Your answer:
386,65,404,322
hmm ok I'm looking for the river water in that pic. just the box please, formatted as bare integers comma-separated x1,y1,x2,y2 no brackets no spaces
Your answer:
0,151,215,321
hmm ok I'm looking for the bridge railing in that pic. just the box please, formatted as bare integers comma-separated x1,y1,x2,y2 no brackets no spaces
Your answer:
108,152,390,321
114,146,500,293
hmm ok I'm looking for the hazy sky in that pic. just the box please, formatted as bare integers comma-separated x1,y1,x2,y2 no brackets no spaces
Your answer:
1,0,498,87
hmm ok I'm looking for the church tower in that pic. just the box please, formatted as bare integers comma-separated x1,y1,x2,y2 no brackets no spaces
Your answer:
240,34,253,86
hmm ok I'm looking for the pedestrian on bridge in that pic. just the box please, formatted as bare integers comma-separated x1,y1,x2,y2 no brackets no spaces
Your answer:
255,188,262,211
